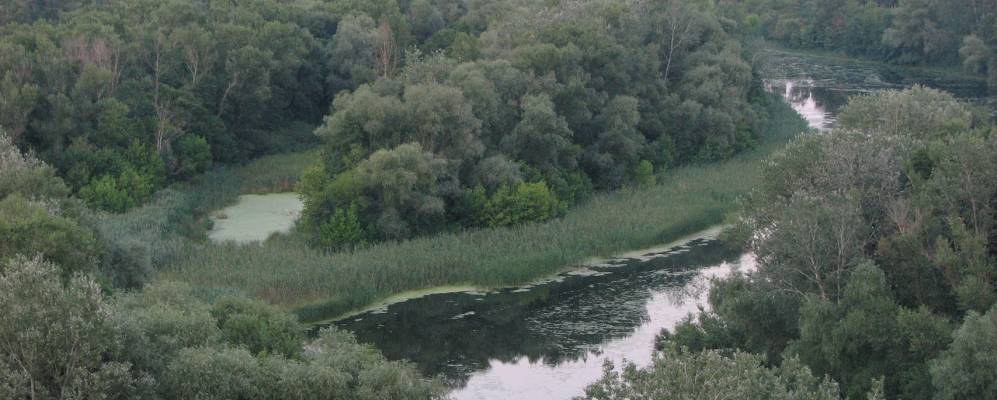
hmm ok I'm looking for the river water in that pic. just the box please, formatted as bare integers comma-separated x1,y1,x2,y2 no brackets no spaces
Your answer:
758,49,994,131
333,49,993,399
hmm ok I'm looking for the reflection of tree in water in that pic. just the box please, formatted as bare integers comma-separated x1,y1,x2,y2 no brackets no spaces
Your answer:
758,51,993,109
334,239,740,389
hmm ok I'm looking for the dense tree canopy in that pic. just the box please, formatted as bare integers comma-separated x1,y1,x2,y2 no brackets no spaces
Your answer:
727,0,997,88
661,87,997,399
299,0,772,247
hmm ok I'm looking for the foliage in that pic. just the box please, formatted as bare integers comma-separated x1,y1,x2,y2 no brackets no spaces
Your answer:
734,0,996,75
161,135,789,319
661,87,997,400
0,256,140,399
300,0,773,246
579,347,839,400
210,296,304,358
0,194,100,278
0,0,336,211
483,181,566,228
930,305,997,400
837,85,974,139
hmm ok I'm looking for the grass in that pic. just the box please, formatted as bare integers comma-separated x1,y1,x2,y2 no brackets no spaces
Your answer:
148,93,809,323
93,151,317,270
236,149,319,194
97,92,806,323
163,151,765,322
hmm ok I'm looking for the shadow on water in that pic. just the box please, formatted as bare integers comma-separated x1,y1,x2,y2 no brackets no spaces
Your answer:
331,237,745,398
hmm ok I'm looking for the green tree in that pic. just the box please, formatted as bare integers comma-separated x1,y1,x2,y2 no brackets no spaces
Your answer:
0,194,100,278
485,181,566,227
788,263,952,399
837,86,973,139
171,134,212,179
0,256,138,399
353,143,455,239
580,348,839,400
930,305,997,400
211,296,304,358
501,94,579,174
318,203,370,249
883,0,958,64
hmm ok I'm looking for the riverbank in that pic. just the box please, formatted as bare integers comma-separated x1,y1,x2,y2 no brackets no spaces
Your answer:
758,43,988,83
148,91,807,323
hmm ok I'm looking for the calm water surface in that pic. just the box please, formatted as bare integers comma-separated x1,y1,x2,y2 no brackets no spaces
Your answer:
333,50,993,400
335,234,752,399
759,49,994,131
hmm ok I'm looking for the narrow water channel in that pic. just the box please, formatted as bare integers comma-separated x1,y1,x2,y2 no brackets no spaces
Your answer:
333,49,992,399
335,232,752,399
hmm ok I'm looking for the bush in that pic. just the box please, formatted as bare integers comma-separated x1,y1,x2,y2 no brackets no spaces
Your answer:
318,204,370,250
0,194,100,277
80,169,156,213
172,135,212,179
486,181,566,227
210,297,304,358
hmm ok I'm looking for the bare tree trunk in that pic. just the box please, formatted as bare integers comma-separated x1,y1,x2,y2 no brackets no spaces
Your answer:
661,2,695,88
217,72,239,118
377,20,398,78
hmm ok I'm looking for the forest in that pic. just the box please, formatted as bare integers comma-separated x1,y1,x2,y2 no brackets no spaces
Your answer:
1,0,996,399
741,0,997,88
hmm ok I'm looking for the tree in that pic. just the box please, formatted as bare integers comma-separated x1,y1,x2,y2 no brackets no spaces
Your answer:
0,256,138,399
0,132,69,201
485,181,565,227
402,83,484,163
650,0,707,87
501,94,579,174
883,0,958,64
210,297,304,358
580,348,839,400
788,263,952,399
0,194,101,278
930,306,997,400
407,0,444,41
837,86,973,139
326,13,380,93
0,72,39,142
353,143,456,239
583,95,646,189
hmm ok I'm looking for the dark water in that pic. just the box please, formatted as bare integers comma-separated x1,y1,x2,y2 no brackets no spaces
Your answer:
759,49,995,131
331,50,993,400
334,232,752,399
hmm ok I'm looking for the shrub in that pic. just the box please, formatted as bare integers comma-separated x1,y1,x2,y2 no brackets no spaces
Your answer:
172,135,212,179
486,181,566,227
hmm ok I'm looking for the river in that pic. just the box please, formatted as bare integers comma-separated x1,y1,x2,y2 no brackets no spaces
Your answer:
332,48,993,399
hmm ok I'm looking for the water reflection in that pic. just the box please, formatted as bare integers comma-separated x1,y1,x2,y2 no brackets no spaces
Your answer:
758,50,995,131
334,236,750,399
764,79,845,131
330,51,994,400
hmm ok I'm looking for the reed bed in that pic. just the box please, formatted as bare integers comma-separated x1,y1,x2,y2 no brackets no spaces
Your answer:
122,93,808,322
161,146,777,322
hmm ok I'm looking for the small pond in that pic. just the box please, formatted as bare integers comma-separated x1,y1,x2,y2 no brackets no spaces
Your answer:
208,193,303,244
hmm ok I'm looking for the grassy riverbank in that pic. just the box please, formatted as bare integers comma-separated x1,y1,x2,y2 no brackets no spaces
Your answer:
140,92,808,322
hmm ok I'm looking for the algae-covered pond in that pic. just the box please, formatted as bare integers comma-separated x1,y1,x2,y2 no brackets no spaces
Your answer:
208,193,303,244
